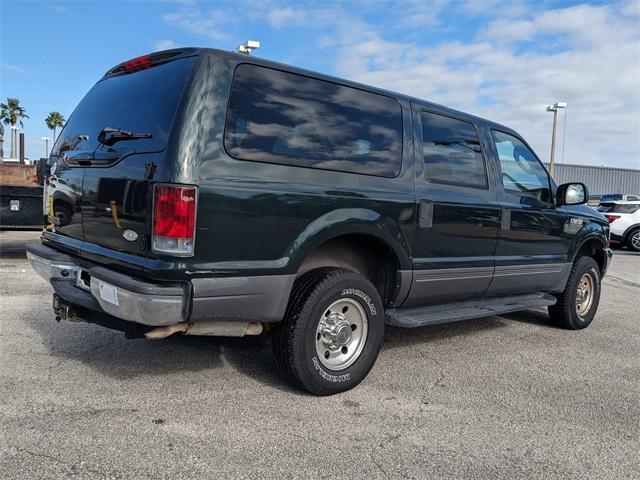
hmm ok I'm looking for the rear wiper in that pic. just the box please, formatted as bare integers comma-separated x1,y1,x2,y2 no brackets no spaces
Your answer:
97,126,152,146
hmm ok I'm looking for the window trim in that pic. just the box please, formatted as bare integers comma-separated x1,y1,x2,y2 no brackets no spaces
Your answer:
490,128,554,204
222,62,404,179
418,108,489,190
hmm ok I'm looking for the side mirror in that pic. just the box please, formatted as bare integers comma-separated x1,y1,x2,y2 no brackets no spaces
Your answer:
557,182,587,206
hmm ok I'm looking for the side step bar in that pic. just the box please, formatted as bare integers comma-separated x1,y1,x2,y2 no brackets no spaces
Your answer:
385,293,557,328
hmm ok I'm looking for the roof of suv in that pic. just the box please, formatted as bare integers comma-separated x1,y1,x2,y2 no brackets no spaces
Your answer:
191,47,520,137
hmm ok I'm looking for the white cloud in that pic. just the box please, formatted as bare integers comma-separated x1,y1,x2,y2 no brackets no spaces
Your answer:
163,5,229,41
1,64,29,75
159,0,639,168
266,7,302,28
302,2,640,168
153,39,179,51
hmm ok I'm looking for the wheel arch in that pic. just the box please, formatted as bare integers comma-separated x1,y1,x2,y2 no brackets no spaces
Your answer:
573,235,608,275
623,223,640,241
287,209,413,307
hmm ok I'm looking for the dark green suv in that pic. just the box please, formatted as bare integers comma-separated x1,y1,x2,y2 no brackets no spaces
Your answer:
27,48,612,395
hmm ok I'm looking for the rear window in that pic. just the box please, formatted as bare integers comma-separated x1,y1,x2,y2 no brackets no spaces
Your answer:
52,56,196,156
597,203,640,213
224,64,403,177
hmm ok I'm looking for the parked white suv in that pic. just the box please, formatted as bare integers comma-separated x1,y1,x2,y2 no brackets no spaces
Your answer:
598,201,640,252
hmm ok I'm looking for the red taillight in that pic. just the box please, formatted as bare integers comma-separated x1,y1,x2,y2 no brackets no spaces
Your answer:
605,215,620,223
152,184,197,256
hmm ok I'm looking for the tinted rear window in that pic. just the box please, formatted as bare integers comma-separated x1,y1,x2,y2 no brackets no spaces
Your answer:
53,56,196,156
597,203,640,213
224,64,403,177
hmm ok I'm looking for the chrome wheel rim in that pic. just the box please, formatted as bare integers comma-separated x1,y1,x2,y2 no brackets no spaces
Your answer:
315,298,368,371
632,231,640,250
575,272,595,317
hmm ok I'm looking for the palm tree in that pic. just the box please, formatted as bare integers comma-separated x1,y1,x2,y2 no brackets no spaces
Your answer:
0,97,29,159
45,111,66,143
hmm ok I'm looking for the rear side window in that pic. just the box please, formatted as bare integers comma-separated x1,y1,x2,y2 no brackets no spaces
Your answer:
224,64,403,177
420,111,487,188
597,203,640,213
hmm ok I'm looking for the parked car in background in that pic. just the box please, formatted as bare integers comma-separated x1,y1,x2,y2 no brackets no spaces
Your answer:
587,195,602,207
26,48,612,395
599,194,640,203
598,201,640,252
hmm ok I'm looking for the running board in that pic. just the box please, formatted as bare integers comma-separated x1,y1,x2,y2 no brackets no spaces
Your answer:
385,293,557,328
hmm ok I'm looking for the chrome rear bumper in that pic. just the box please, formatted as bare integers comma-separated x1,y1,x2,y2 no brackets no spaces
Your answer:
26,243,187,326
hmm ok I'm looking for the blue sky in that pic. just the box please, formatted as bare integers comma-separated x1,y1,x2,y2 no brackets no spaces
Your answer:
1,0,639,168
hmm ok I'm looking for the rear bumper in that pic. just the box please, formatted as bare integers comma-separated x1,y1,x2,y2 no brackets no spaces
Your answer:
25,241,295,328
26,242,187,326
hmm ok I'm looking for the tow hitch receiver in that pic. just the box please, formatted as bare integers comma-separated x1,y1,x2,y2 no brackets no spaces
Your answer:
53,294,83,322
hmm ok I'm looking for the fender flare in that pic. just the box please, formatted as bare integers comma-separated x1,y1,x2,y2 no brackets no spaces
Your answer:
286,208,412,273
571,234,607,263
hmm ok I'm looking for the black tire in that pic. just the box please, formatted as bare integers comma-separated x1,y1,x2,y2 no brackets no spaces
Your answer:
626,228,640,252
272,267,384,395
548,256,601,329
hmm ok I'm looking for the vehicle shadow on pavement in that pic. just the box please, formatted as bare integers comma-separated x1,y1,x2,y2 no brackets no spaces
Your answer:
22,311,302,392
381,316,509,351
498,308,557,328
22,303,552,393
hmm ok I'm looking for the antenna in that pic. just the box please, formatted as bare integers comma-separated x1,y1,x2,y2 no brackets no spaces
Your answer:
235,40,260,55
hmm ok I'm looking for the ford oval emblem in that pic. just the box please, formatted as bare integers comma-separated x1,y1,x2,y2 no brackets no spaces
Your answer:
123,229,139,242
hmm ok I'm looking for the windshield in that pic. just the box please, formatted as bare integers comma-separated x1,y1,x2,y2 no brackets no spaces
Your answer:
52,56,196,156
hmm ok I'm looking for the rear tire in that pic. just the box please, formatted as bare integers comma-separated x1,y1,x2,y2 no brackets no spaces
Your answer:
272,268,384,395
548,256,601,330
626,228,640,252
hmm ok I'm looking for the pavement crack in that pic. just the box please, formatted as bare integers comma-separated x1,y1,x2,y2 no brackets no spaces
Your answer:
411,346,445,389
367,450,391,479
11,446,111,477
12,446,69,466
604,275,639,289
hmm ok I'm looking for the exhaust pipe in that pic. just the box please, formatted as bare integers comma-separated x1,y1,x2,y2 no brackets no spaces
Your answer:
145,321,263,339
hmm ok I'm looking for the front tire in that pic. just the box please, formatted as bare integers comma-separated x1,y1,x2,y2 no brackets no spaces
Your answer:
548,256,601,329
273,268,384,395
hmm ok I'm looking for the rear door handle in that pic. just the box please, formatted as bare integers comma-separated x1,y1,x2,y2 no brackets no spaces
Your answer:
419,201,433,228
501,208,511,230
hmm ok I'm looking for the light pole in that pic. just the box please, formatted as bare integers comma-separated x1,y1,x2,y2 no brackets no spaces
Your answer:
546,102,567,177
10,126,18,159
42,137,51,157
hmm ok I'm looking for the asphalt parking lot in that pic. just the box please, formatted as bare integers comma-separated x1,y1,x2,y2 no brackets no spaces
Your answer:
1,231,638,479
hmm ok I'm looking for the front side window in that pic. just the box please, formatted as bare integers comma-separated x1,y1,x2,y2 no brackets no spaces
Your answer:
224,64,403,177
420,111,487,188
492,130,551,204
